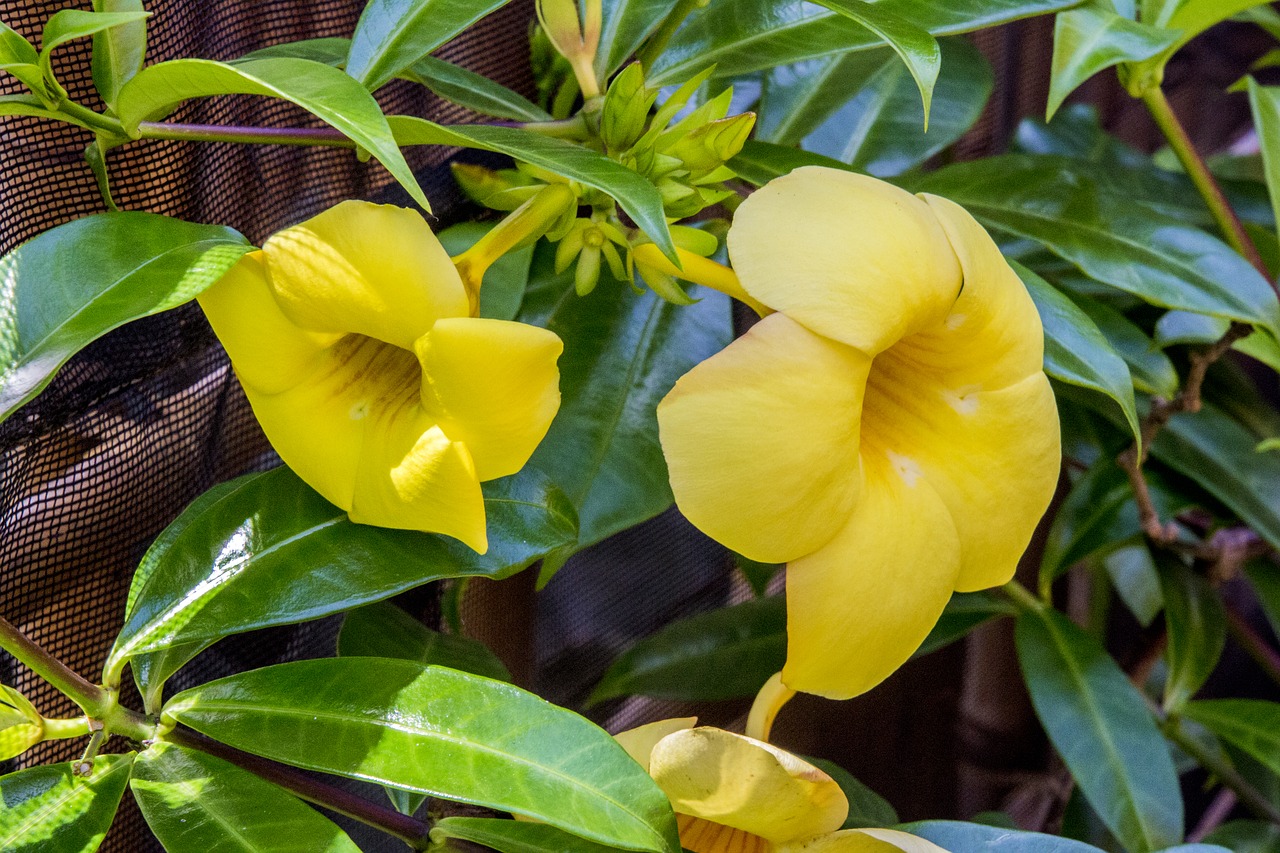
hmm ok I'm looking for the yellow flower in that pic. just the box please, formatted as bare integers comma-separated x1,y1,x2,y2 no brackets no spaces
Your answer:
198,200,563,553
614,718,948,853
656,167,1060,699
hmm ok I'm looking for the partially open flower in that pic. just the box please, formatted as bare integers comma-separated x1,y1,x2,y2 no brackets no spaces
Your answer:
615,719,948,853
657,167,1060,699
198,201,563,553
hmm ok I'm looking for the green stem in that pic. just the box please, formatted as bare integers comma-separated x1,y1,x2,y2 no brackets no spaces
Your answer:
137,122,355,148
0,616,108,717
56,100,125,136
1141,87,1270,283
637,0,702,71
1002,578,1046,613
1164,716,1280,826
42,717,92,741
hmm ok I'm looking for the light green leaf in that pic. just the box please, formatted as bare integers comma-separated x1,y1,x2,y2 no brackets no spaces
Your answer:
808,0,941,120
1182,699,1280,779
91,0,147,106
400,56,553,121
1015,261,1140,446
1247,78,1280,243
0,23,44,96
132,742,361,853
0,212,250,428
432,817,625,853
1047,1,1179,120
38,9,150,98
1016,606,1182,852
339,601,511,682
1204,820,1280,853
111,464,576,705
115,57,430,210
346,0,513,91
389,116,676,261
596,0,682,78
1129,0,1273,93
904,820,1107,852
650,0,1077,86
728,138,858,187
1156,556,1225,712
165,659,679,853
0,755,135,853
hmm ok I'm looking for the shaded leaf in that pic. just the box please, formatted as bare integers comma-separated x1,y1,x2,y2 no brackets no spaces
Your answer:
728,138,858,187
1157,556,1226,713
432,816,624,853
401,56,552,122
807,759,897,830
1182,699,1280,780
1203,820,1280,853
0,755,134,853
338,601,511,682
914,590,1017,658
1106,544,1165,629
596,0,682,79
903,820,1107,851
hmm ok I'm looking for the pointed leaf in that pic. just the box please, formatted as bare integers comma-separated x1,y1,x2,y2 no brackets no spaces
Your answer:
90,0,147,106
903,820,1107,852
1182,699,1280,780
432,816,625,853
1247,79,1280,242
806,759,897,830
115,58,430,210
401,56,552,121
1071,294,1179,398
1157,556,1226,713
596,0,682,78
339,601,511,681
39,9,150,94
728,138,858,187
1016,607,1182,852
0,756,134,853
0,212,250,428
164,659,678,853
1203,820,1280,852
132,742,361,853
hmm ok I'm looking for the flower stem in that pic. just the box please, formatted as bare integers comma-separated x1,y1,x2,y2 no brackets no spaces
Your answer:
0,616,108,717
42,717,93,741
630,243,769,316
138,122,356,148
1001,578,1045,613
1163,716,1280,826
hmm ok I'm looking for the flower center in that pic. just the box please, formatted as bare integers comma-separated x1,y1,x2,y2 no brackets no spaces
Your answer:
322,332,422,420
677,814,771,853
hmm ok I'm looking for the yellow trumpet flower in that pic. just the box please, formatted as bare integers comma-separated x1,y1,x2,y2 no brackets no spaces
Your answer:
198,200,564,553
615,718,948,853
657,167,1060,699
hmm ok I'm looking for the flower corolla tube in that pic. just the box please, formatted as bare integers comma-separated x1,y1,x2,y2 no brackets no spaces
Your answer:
198,200,564,554
657,166,1061,699
615,718,949,853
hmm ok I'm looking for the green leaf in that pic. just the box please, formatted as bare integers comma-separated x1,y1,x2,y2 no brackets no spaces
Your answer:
436,220,533,321
388,116,676,261
0,23,44,97
432,817,625,853
39,9,150,98
1070,294,1179,398
728,138,858,187
0,212,251,428
110,464,576,704
518,243,732,558
909,156,1280,338
596,0,682,78
649,0,1076,86
346,0,512,91
165,659,678,853
1016,606,1182,852
115,58,430,210
0,755,135,853
589,596,787,705
807,759,897,830
1204,820,1280,853
90,0,147,106
903,820,1107,852
734,553,780,597
1015,261,1140,446
1128,0,1273,93
1244,560,1280,641
1156,556,1225,713
1153,309,1228,348
1181,699,1280,779
132,742,361,853
400,56,553,121
1247,78,1280,242
1106,544,1165,628
1047,1,1179,120
808,0,941,120
914,590,1017,657
339,601,511,681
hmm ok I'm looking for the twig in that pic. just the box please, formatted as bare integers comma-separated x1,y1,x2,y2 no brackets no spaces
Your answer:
1225,604,1280,688
1189,789,1238,842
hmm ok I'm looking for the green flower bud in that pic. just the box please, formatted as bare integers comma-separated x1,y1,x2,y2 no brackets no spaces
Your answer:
575,244,602,296
602,63,656,153
451,163,541,212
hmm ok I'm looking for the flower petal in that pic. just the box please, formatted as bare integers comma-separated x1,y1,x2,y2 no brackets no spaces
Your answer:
263,200,470,349
613,717,698,772
782,452,962,700
728,167,961,356
677,815,770,853
415,317,563,481
197,252,339,394
658,313,868,563
648,727,847,844
781,828,950,853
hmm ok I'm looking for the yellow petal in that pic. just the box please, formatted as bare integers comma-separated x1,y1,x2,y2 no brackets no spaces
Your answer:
782,452,962,700
781,829,951,853
263,200,470,349
678,814,770,853
658,313,868,563
415,317,563,481
197,252,339,394
613,717,698,772
728,167,961,356
648,727,848,844
746,672,794,743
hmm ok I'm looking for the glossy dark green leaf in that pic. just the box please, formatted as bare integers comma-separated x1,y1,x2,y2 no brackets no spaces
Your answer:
432,816,624,853
1015,261,1140,445
650,0,1076,86
0,212,250,427
1156,556,1225,713
1070,295,1178,398
115,58,430,210
1128,0,1272,92
1155,846,1231,852
596,0,682,78
808,759,897,830
338,601,511,681
1182,699,1280,779
132,742,361,853
910,156,1280,338
728,138,858,187
437,221,534,321
90,0,147,106
903,820,1106,852
913,591,1017,658
39,9,149,94
1153,310,1228,348
1047,1,1178,120
165,659,678,853
389,116,676,261
1106,544,1165,628
588,596,787,705
1204,820,1280,853
346,0,512,91
0,755,134,853
1016,607,1182,852
400,56,552,121
1248,79,1280,238
110,464,576,702
1244,560,1280,642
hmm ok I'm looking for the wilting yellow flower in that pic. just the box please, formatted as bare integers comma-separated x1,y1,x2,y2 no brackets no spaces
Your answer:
657,167,1060,699
615,718,948,853
198,201,563,553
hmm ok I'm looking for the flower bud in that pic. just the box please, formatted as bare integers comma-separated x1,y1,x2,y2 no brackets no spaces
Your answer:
451,163,541,212
601,63,655,153
575,244,602,296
